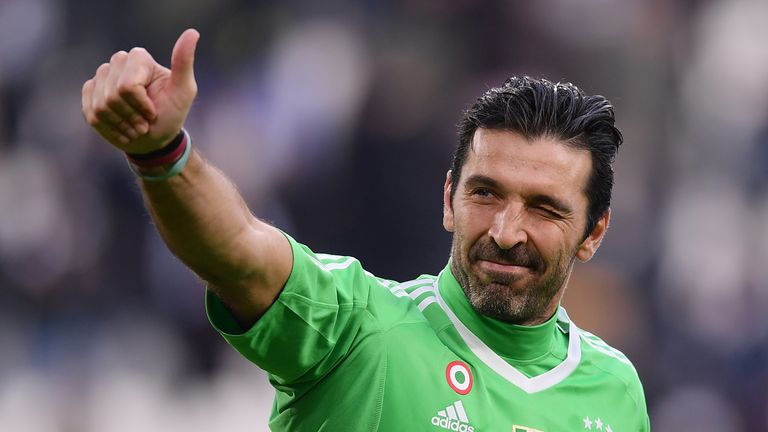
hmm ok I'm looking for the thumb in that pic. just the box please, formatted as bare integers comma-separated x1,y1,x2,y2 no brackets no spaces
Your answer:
170,29,200,90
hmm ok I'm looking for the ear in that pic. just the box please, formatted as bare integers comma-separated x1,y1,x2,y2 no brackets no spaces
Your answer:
443,170,455,232
575,208,610,262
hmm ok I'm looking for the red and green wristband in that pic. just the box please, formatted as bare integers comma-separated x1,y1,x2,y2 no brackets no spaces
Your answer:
125,128,192,181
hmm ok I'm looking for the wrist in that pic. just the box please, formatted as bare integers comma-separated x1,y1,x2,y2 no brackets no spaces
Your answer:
126,129,192,181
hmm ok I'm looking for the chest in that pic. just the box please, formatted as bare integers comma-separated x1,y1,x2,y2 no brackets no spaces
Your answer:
373,325,637,432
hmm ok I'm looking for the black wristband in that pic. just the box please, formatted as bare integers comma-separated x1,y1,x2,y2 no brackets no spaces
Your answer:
126,130,185,161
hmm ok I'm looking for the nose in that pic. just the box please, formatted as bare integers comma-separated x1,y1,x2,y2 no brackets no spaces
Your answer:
488,203,528,250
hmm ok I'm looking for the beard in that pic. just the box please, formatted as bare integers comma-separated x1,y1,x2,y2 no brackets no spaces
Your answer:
450,234,575,325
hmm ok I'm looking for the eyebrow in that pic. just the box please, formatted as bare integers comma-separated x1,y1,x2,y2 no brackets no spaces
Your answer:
464,174,502,190
463,174,575,215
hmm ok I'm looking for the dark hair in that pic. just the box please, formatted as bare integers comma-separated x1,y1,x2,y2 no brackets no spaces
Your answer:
452,76,623,237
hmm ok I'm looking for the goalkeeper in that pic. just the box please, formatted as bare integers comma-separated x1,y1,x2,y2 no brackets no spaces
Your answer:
82,29,650,431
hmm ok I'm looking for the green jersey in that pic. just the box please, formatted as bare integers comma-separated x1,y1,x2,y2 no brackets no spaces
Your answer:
207,234,650,431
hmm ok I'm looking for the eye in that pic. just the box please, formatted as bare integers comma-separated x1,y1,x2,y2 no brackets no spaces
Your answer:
470,187,494,197
534,206,561,219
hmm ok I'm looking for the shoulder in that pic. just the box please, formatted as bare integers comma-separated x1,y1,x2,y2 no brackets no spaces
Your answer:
574,324,647,410
303,243,440,315
368,274,441,329
287,237,379,294
577,328,634,370
387,275,439,301
310,250,411,296
556,308,645,408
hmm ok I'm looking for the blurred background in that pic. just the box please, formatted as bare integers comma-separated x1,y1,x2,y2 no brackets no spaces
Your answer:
1,0,767,430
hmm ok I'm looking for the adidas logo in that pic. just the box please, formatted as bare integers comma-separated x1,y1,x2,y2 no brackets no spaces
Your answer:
431,400,476,432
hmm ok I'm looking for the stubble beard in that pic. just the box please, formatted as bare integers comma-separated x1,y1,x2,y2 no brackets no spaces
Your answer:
450,234,575,326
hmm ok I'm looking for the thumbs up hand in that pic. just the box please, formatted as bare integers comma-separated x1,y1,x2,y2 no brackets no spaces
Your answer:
82,29,200,154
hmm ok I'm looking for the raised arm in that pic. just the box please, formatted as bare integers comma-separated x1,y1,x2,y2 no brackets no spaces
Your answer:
81,29,292,328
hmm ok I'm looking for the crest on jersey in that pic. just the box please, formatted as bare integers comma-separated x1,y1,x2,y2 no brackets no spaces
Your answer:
512,426,544,432
445,361,473,395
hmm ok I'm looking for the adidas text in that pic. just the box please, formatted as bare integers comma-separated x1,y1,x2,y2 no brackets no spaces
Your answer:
431,416,475,432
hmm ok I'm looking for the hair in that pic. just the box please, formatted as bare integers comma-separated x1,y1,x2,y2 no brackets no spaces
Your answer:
452,76,623,237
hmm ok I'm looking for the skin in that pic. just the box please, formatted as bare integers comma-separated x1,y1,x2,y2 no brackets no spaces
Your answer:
82,30,292,328
82,30,608,330
443,129,610,326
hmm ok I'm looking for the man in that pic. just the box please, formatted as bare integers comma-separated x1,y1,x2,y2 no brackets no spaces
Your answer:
82,29,650,431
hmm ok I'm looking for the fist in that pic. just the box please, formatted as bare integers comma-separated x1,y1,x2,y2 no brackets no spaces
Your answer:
82,29,200,154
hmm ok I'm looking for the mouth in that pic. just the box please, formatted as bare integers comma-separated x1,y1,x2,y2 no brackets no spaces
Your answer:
476,259,534,275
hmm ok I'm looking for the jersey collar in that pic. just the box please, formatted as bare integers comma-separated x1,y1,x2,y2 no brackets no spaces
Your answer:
434,264,582,394
438,265,561,361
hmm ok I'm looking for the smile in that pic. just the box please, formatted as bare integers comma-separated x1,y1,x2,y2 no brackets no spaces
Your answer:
476,259,533,275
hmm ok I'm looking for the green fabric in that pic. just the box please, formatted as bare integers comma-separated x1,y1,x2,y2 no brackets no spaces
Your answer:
206,234,650,431
438,266,568,370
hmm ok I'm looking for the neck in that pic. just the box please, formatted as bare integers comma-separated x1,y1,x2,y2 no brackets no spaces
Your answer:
440,267,564,361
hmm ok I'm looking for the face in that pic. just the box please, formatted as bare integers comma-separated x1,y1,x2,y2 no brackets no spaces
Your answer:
443,129,609,325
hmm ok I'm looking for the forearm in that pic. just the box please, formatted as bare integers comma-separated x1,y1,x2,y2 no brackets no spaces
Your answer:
140,147,293,322
140,149,291,325
140,149,260,283
83,30,291,325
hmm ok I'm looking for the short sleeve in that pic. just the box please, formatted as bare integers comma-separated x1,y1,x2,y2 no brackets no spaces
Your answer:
206,233,373,384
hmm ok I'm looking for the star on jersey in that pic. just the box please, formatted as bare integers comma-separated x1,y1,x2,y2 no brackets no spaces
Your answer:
583,416,612,431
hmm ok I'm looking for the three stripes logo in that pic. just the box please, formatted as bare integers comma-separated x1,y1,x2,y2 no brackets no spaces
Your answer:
431,400,475,432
